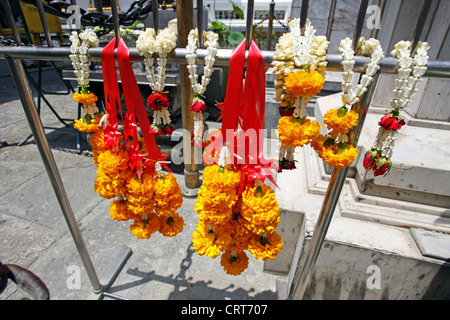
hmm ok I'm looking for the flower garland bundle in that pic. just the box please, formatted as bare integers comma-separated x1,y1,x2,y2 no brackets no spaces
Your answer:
272,18,329,171
136,28,177,136
312,37,384,170
364,41,429,176
70,29,102,130
193,39,283,276
75,38,185,241
186,29,219,148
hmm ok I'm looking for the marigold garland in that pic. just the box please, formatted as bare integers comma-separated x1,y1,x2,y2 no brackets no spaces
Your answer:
272,19,329,172
70,30,185,242
193,162,283,276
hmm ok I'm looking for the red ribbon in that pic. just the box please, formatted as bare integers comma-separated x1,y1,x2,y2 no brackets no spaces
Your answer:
220,39,278,193
100,38,171,174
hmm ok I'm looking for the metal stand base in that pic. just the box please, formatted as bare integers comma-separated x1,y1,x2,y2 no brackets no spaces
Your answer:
87,246,133,300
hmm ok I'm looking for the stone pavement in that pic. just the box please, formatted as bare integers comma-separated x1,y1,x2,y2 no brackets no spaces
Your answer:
0,75,278,300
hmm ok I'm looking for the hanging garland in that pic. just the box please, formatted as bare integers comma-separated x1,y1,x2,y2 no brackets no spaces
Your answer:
193,39,282,276
272,18,329,172
311,37,384,170
186,28,219,148
363,40,429,176
73,35,184,240
136,27,178,136
70,29,103,131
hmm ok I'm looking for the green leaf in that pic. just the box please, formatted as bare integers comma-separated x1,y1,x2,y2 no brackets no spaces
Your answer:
227,31,244,46
210,20,229,32
229,0,244,19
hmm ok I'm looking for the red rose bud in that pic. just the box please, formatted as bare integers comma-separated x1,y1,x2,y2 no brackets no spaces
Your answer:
190,98,207,112
363,149,380,170
279,106,294,116
373,157,392,176
147,92,170,111
149,125,160,136
378,112,405,130
163,125,175,135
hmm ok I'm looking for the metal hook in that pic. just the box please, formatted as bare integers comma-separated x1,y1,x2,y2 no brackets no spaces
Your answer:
246,0,254,49
197,0,203,48
300,0,309,33
153,0,159,34
111,0,121,47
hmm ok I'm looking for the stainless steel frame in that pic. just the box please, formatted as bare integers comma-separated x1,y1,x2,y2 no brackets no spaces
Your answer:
0,0,447,301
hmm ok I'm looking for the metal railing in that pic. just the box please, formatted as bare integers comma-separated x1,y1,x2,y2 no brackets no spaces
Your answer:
0,0,448,300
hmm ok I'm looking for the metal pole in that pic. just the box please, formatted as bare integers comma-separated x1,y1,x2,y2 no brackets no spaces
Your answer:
35,0,54,47
267,0,275,50
5,55,103,293
411,0,433,54
289,0,372,300
246,0,254,49
1,46,449,78
1,0,22,45
326,0,337,40
110,0,121,46
370,0,386,39
352,0,369,51
197,0,203,48
289,73,380,300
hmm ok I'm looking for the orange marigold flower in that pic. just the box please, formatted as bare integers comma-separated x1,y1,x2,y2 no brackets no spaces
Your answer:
201,165,241,192
130,213,161,239
73,91,98,105
221,218,252,253
195,187,237,225
153,173,183,215
247,232,283,261
109,199,135,221
285,69,325,98
125,173,155,216
323,108,359,134
240,184,280,235
220,250,249,276
277,116,321,148
89,130,107,165
159,212,185,237
321,144,358,170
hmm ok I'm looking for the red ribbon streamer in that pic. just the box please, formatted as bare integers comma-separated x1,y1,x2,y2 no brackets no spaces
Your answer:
220,39,278,192
100,38,171,173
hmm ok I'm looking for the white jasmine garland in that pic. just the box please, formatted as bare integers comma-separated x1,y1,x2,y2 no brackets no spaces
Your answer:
136,27,177,92
69,29,99,87
339,37,384,109
136,28,177,130
365,40,429,175
186,29,219,96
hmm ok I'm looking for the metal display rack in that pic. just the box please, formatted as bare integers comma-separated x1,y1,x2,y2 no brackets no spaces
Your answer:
0,0,448,300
